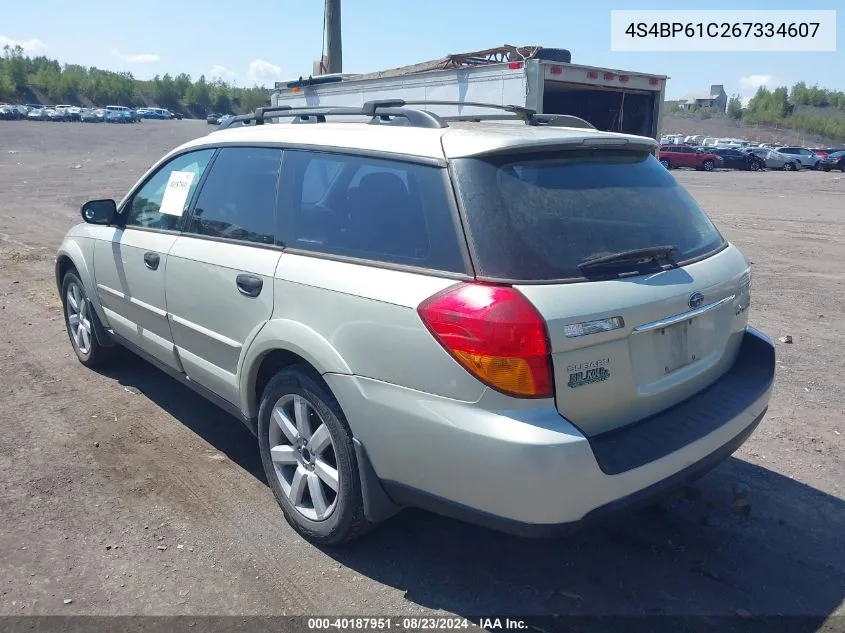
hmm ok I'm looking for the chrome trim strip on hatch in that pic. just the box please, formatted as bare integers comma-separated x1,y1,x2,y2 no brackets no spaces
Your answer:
632,295,736,334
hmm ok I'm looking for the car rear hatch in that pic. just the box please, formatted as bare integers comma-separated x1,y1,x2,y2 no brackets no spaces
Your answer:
449,144,753,436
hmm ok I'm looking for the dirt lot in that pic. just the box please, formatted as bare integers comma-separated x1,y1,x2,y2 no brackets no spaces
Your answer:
0,121,843,625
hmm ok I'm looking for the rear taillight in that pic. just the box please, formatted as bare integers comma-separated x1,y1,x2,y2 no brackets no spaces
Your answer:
417,283,553,398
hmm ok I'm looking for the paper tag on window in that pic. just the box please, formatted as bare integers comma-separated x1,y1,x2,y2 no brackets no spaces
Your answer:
159,171,196,216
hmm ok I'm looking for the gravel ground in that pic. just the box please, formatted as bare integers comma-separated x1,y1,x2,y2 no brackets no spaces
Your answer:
0,120,843,625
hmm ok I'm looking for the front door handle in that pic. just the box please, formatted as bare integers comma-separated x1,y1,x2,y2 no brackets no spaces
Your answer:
143,252,160,270
236,274,263,297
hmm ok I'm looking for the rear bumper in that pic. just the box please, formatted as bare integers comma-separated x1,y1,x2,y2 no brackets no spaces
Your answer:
326,326,775,535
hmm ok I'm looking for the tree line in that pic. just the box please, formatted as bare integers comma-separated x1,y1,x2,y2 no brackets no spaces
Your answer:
722,83,845,141
0,45,270,116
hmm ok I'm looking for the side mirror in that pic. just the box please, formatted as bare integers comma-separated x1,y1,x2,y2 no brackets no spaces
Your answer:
81,199,118,225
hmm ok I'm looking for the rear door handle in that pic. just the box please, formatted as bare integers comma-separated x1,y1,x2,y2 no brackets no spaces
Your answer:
143,252,160,270
236,274,263,297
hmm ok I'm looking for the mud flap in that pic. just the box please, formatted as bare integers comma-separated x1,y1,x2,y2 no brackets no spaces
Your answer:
353,438,402,523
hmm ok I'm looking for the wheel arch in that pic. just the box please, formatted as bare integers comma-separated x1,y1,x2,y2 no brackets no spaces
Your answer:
55,242,109,325
239,318,353,420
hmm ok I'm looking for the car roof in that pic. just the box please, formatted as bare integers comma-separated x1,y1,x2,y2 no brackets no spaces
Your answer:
173,120,657,161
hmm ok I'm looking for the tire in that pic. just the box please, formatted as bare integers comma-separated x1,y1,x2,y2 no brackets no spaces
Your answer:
61,270,120,368
783,162,797,171
702,159,714,172
659,159,671,169
813,162,821,170
749,161,760,171
258,366,375,545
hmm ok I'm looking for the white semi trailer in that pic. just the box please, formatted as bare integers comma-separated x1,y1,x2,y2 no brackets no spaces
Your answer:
270,45,667,139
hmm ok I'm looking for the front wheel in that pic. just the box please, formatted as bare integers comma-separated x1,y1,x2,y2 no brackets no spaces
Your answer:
659,159,671,169
702,159,714,172
749,161,760,171
258,367,375,545
61,271,120,367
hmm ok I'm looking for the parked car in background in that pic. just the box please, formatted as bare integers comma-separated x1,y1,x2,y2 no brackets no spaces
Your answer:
206,112,222,125
27,107,49,121
0,104,24,120
105,109,125,123
777,147,820,170
809,148,830,158
47,108,68,122
658,145,722,171
819,150,845,172
80,108,101,123
744,147,799,171
709,147,766,171
105,105,137,123
93,108,107,122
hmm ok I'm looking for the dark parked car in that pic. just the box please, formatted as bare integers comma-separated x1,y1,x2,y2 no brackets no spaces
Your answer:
657,145,722,171
820,150,845,172
0,104,24,120
709,148,766,171
206,112,222,124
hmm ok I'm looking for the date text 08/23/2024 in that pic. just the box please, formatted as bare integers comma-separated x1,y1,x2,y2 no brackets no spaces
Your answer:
306,617,529,630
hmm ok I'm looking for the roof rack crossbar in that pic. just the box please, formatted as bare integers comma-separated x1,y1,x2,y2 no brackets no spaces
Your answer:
441,113,596,129
393,100,539,121
217,102,447,130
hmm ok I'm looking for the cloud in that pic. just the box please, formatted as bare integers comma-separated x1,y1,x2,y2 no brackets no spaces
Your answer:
126,53,161,63
208,65,236,82
0,35,48,54
738,74,778,106
110,48,160,64
739,74,776,90
247,58,284,84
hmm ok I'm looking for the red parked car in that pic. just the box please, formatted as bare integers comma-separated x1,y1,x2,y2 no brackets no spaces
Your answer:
658,145,722,171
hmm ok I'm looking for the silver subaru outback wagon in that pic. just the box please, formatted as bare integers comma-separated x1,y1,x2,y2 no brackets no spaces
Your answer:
55,102,775,545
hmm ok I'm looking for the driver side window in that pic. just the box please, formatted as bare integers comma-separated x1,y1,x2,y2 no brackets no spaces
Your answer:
125,149,215,230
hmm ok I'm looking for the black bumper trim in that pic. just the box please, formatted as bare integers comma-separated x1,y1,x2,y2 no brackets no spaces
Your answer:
587,328,776,475
382,406,767,539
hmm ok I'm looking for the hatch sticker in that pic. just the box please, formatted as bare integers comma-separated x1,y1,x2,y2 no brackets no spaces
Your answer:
567,358,611,388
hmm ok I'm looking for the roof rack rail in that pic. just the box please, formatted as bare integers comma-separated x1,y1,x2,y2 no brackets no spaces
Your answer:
441,113,596,129
216,100,447,130
215,98,596,131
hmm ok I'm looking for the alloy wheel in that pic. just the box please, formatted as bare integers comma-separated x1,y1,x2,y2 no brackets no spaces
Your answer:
268,394,340,521
66,281,92,356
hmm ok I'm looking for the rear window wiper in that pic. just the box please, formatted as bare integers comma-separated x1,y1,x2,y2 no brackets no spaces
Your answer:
577,245,679,271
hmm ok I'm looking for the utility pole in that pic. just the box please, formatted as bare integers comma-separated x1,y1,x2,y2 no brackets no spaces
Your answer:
325,0,342,74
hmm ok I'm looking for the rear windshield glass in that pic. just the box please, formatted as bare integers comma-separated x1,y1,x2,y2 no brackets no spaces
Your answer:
451,150,726,282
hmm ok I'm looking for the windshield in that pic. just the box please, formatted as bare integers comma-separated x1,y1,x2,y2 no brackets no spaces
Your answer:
450,149,726,282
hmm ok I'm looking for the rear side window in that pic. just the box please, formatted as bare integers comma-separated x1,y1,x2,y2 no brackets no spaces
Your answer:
186,147,282,245
279,150,467,273
451,150,726,282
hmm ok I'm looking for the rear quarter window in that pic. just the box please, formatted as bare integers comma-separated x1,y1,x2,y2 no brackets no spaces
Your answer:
279,150,468,274
451,149,727,282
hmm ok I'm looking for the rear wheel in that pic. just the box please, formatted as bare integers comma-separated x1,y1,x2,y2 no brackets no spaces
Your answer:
702,159,714,172
749,161,760,171
783,162,796,171
257,367,375,544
